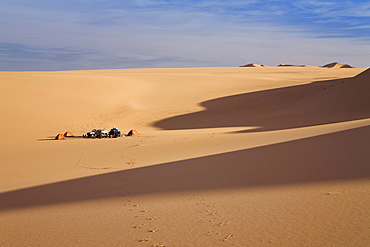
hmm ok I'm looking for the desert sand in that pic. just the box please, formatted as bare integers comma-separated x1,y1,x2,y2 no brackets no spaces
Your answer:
0,66,369,246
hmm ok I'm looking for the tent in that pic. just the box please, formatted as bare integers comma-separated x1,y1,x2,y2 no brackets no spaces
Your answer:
127,129,139,136
55,134,65,140
64,132,74,137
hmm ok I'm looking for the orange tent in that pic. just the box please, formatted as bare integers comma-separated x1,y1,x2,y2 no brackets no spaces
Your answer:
55,134,65,140
127,129,139,136
64,132,74,137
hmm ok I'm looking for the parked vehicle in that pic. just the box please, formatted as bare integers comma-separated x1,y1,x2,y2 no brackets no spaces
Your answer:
83,129,109,138
109,127,121,138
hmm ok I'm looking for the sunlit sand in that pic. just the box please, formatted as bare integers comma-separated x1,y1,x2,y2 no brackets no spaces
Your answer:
1,66,369,246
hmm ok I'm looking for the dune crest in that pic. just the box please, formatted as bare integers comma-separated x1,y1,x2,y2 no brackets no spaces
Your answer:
353,66,370,78
291,67,370,116
239,63,266,67
322,62,354,68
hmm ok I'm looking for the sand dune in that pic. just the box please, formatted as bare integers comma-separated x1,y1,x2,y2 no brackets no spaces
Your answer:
322,62,354,68
239,62,355,68
277,64,320,68
0,66,369,246
240,63,266,67
155,68,370,133
278,63,305,67
240,63,320,67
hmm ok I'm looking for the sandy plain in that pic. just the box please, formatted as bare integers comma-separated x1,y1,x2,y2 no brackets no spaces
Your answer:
0,66,369,246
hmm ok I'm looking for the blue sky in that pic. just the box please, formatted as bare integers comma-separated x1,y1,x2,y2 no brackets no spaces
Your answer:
0,0,369,71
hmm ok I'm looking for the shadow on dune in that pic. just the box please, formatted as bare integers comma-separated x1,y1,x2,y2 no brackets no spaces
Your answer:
1,125,370,211
154,69,370,132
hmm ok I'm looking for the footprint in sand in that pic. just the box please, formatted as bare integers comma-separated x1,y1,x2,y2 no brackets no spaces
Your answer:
148,228,159,233
134,224,145,229
210,211,219,216
132,204,163,245
218,221,227,226
126,159,136,167
223,234,235,241
113,173,132,197
206,231,220,236
192,194,235,241
138,237,150,242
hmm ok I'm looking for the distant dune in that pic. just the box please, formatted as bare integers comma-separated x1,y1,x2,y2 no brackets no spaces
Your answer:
239,63,266,67
239,62,355,68
278,64,320,68
322,62,354,68
278,64,305,67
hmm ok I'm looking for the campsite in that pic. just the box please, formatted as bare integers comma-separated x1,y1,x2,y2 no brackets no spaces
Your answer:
54,128,139,139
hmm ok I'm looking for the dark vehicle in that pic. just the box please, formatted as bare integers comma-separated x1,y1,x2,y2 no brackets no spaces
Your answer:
109,127,121,138
83,129,109,138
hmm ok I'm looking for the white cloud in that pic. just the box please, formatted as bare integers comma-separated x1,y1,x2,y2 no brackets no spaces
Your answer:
0,0,369,70
293,0,370,18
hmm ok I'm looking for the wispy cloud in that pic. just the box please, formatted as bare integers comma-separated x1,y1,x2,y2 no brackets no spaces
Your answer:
292,0,370,17
0,0,369,70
